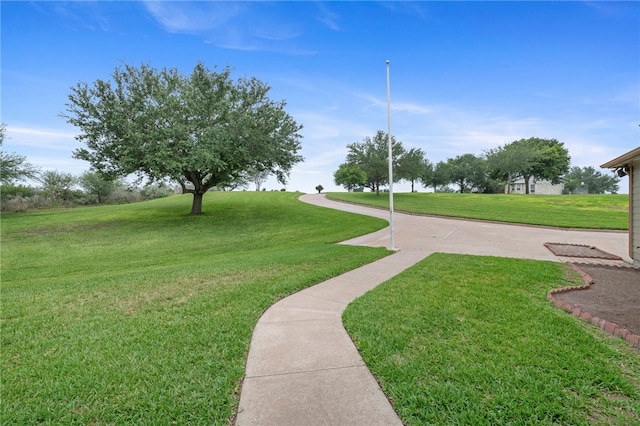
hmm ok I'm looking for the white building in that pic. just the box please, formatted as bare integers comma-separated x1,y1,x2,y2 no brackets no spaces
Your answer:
506,178,564,195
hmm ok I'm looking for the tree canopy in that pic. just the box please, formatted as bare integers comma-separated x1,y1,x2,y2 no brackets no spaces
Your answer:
563,166,620,194
333,162,366,192
345,130,404,195
421,160,451,193
397,147,427,192
447,154,487,193
79,171,119,204
38,170,77,204
486,138,570,194
63,62,303,215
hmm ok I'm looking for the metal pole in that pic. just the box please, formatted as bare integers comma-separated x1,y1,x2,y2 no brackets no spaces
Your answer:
386,60,395,251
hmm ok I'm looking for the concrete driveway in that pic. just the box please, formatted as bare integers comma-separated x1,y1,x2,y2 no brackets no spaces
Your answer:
302,194,631,263
235,194,631,426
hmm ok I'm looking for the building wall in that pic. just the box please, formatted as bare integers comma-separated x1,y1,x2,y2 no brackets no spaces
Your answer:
506,179,564,195
632,162,640,266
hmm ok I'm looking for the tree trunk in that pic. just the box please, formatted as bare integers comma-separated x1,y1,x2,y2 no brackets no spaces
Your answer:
524,175,531,194
190,192,204,215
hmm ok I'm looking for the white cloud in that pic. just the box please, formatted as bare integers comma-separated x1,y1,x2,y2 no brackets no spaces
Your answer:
315,3,340,31
296,111,373,142
142,2,316,55
5,126,79,151
8,126,76,139
142,2,244,34
300,147,349,170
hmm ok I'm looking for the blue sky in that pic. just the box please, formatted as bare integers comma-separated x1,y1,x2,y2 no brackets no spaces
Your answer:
2,1,638,193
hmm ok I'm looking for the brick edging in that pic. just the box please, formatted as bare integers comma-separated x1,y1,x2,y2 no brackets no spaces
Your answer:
543,242,623,260
547,263,640,349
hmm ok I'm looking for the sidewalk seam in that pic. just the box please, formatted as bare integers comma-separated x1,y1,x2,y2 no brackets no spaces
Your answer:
244,363,368,380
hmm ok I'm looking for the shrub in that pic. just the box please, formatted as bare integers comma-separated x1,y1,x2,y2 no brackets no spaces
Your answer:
2,196,29,212
140,183,173,200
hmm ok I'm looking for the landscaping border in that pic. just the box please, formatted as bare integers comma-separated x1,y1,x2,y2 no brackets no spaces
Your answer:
543,242,623,260
547,263,640,349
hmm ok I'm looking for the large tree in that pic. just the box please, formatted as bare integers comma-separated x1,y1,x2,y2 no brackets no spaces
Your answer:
447,154,487,193
422,160,451,192
346,130,404,195
485,141,538,193
486,137,570,194
0,124,40,185
397,147,427,192
63,62,303,215
563,166,620,194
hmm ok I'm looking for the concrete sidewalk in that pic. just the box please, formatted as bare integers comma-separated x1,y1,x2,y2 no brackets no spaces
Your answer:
235,194,631,426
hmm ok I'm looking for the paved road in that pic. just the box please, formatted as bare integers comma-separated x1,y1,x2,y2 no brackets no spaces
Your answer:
235,194,631,426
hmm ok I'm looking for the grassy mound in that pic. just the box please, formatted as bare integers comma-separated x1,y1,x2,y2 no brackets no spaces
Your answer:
1,192,389,424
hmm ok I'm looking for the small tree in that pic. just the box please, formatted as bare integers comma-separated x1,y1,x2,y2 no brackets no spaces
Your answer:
38,170,77,203
315,185,324,194
0,124,40,185
78,171,118,204
245,167,270,191
334,162,366,192
63,62,303,215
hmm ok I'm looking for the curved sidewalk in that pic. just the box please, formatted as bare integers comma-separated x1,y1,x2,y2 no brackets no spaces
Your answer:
235,194,631,426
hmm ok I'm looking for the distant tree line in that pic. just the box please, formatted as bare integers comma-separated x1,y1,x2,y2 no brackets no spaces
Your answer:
1,171,176,213
334,131,620,195
0,124,176,212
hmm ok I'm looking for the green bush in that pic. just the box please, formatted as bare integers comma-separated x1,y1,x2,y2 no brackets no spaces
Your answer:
1,184,37,199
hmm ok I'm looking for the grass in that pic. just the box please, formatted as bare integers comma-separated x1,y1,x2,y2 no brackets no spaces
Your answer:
3,190,638,424
327,192,629,230
343,253,640,425
1,192,390,425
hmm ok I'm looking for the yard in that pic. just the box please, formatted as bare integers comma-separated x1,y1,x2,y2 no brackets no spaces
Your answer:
327,192,629,230
1,192,638,424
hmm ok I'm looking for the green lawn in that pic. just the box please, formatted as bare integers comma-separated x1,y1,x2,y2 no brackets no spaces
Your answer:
327,192,629,229
2,191,638,424
1,192,389,425
344,254,640,425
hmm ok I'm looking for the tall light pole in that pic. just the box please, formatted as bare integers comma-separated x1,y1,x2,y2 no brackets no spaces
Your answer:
386,60,395,251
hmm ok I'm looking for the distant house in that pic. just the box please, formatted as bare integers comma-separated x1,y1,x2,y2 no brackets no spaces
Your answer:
506,178,564,195
601,147,640,266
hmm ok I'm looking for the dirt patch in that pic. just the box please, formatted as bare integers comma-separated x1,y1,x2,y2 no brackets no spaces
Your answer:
544,243,622,260
553,264,640,337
